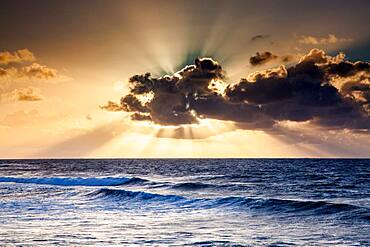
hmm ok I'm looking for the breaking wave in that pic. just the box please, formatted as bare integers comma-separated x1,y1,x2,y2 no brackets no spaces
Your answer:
88,188,370,220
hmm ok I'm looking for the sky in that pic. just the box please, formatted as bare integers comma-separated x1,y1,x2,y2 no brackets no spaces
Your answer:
0,0,369,158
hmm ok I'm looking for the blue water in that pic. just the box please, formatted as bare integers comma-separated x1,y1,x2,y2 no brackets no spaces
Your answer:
0,159,369,246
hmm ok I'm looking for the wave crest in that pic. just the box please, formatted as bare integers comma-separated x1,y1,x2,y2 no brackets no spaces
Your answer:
87,188,370,219
171,182,211,190
90,188,185,202
0,176,147,187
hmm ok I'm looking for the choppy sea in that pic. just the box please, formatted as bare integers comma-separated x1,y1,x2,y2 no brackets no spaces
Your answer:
0,159,369,246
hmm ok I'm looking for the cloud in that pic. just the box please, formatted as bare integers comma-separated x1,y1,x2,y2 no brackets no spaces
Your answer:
281,55,294,63
1,87,43,102
0,49,36,65
298,34,353,45
249,52,278,66
0,49,69,83
0,68,7,77
115,57,225,125
20,63,58,80
99,100,123,112
251,34,270,41
249,52,296,66
103,49,370,131
0,63,64,82
0,48,70,102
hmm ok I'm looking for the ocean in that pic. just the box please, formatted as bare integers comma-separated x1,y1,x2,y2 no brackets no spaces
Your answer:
0,159,369,246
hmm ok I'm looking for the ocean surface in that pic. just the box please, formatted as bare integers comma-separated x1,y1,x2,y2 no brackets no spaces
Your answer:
0,159,369,246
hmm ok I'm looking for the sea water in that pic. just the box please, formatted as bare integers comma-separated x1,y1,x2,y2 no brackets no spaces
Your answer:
0,159,369,246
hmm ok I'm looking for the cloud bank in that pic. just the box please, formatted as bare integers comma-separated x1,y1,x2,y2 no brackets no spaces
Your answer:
103,49,370,131
298,34,353,45
0,49,69,102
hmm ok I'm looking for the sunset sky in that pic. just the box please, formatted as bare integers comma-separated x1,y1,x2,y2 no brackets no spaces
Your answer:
1,0,369,158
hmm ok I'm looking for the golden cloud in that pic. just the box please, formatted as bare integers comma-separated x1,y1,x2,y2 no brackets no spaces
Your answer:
0,48,71,102
1,87,43,102
0,49,36,65
298,34,353,45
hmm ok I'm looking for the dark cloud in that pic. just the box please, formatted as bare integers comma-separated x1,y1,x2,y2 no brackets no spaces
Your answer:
131,112,152,121
249,52,296,66
99,101,123,112
103,49,370,131
251,34,271,41
115,57,224,125
249,52,278,66
325,61,370,77
282,55,294,63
